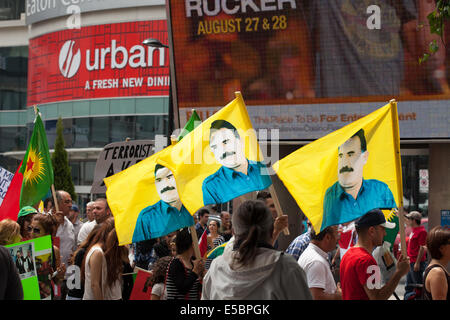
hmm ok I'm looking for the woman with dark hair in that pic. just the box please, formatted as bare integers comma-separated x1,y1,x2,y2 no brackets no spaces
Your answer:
149,256,173,300
82,218,117,300
205,220,225,270
66,223,103,300
104,228,130,300
202,200,312,300
423,226,450,300
165,228,205,300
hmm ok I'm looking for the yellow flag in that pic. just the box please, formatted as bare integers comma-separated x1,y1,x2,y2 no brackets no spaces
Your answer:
156,92,272,214
104,145,194,245
273,101,402,233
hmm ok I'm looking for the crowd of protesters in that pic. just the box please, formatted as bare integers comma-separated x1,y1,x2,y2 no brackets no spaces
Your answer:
1,189,449,301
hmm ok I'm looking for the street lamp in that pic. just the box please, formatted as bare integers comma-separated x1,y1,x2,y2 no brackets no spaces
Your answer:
142,38,169,48
143,38,173,146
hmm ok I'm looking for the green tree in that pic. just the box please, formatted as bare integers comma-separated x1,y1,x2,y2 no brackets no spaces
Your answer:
420,0,449,63
51,117,77,201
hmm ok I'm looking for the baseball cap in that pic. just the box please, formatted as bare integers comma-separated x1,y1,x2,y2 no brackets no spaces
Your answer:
355,209,396,229
71,204,79,212
17,206,38,219
405,211,422,221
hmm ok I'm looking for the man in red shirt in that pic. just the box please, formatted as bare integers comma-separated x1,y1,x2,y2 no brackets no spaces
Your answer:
404,211,428,298
340,209,410,300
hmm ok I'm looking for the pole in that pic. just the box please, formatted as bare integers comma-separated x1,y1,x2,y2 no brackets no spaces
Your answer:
169,135,201,259
389,99,407,257
51,184,59,213
268,184,289,236
189,225,201,259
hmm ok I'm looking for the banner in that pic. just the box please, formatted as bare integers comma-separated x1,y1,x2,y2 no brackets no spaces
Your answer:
156,92,271,214
0,166,13,206
5,235,53,300
18,111,54,208
104,113,202,245
27,20,169,106
273,101,402,233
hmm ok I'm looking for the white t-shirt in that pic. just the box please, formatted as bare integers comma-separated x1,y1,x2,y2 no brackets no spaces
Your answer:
298,243,337,294
83,245,122,300
56,216,76,267
151,282,166,300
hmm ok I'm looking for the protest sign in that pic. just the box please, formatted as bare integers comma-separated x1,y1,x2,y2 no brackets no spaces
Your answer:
129,269,153,300
0,166,13,206
91,140,154,194
6,235,53,300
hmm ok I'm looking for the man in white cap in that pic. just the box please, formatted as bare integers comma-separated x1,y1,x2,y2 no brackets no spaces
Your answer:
340,209,410,300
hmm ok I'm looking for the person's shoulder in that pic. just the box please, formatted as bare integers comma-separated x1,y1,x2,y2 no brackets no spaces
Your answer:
280,252,302,268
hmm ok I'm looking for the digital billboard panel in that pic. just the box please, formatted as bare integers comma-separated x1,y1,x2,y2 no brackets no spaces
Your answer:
167,0,450,140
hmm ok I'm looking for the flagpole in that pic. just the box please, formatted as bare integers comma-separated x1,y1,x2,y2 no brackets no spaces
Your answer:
170,135,201,259
389,99,407,257
189,225,201,259
33,105,59,214
268,184,290,236
233,92,289,236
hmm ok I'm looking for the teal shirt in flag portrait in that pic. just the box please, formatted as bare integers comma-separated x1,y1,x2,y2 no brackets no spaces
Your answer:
132,200,194,243
322,179,396,231
202,160,272,205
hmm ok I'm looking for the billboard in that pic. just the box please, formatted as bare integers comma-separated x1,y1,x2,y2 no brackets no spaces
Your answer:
167,0,450,140
27,20,169,106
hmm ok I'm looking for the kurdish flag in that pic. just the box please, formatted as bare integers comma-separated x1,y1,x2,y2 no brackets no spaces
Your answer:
1,111,53,221
156,92,271,214
19,111,53,208
207,241,227,260
105,112,202,245
273,101,402,233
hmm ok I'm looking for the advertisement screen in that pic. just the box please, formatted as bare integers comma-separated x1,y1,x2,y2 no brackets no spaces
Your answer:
27,20,169,106
167,0,450,140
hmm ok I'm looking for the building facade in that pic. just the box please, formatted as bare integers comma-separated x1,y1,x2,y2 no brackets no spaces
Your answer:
0,1,448,241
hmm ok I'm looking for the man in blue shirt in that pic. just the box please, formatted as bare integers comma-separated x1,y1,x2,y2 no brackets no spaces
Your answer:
322,129,396,231
202,120,272,205
132,164,194,243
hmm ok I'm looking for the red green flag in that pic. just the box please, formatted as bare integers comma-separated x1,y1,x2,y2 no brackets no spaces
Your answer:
0,163,23,221
18,111,54,208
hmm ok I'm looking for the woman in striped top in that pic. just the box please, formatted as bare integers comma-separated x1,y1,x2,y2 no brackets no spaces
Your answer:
165,228,205,300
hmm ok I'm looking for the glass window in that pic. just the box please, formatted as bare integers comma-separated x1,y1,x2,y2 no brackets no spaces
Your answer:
91,117,109,147
73,118,90,148
0,46,28,111
0,126,26,152
0,0,25,21
110,116,134,142
83,161,96,185
71,161,80,186
136,115,157,140
402,155,429,217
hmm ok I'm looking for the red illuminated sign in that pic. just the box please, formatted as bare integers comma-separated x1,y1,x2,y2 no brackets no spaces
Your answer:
27,20,169,106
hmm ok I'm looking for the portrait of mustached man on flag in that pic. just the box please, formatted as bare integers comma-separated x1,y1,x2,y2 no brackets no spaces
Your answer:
156,92,272,214
104,112,202,245
274,102,402,234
